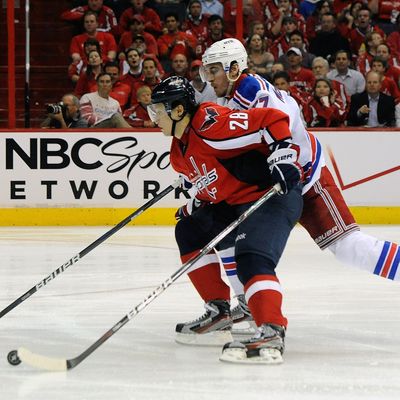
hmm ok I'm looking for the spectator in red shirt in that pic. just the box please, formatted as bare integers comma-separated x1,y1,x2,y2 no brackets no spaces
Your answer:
204,14,232,49
269,16,299,59
387,14,400,57
68,38,102,84
61,0,119,36
286,47,316,95
118,14,158,56
356,31,385,75
75,49,104,97
119,0,162,37
123,85,156,128
272,70,309,112
376,43,400,85
266,0,306,39
182,0,209,58
120,47,143,92
346,6,385,56
303,78,347,127
278,30,315,70
305,0,333,41
104,61,132,110
70,11,117,63
132,57,162,101
371,56,400,102
165,53,190,80
223,0,263,38
157,13,197,68
312,56,350,112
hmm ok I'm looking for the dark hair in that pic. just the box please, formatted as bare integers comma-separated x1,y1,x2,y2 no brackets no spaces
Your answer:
83,10,98,22
313,78,334,98
125,47,141,59
85,49,103,77
143,57,157,67
272,70,290,83
334,49,350,61
288,30,304,41
371,56,388,70
104,60,120,72
208,14,224,25
164,12,179,22
96,72,112,82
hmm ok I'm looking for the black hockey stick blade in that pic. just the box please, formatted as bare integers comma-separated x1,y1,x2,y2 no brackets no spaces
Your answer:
14,184,279,371
0,179,181,319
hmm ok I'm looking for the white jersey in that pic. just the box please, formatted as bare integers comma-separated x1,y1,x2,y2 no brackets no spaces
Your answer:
219,74,325,192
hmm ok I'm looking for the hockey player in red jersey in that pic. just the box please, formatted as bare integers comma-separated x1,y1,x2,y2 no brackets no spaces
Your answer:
149,76,304,364
186,38,399,333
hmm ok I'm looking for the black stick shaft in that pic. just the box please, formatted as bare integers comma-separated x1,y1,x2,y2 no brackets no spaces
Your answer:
0,183,178,319
65,186,278,370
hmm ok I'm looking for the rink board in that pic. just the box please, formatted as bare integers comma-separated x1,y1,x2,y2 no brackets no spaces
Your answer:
0,129,399,225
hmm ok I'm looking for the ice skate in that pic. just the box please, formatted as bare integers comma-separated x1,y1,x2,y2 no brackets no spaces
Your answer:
219,323,285,364
231,294,257,336
175,300,233,346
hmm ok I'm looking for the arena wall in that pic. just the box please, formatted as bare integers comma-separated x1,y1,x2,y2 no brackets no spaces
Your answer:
0,129,399,225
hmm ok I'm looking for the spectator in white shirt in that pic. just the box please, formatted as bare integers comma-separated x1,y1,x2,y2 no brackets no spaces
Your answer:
80,72,131,128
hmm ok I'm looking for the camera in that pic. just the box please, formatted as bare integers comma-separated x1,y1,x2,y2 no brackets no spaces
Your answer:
46,102,65,114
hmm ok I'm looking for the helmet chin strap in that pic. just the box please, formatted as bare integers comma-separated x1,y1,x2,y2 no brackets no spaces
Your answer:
169,111,187,137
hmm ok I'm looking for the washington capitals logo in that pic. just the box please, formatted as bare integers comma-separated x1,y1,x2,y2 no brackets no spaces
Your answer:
199,107,219,131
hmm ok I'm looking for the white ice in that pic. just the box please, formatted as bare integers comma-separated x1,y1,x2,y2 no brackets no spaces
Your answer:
0,225,399,400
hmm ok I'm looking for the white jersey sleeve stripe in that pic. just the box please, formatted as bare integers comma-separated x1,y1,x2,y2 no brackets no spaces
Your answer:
203,130,263,150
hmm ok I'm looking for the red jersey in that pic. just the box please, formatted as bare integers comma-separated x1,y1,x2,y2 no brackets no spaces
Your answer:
123,103,152,127
74,71,98,98
169,103,294,205
118,31,158,56
347,26,385,56
288,67,315,95
376,1,400,22
119,7,162,36
380,76,400,103
70,32,117,61
157,31,197,60
387,31,400,58
182,16,209,57
110,81,131,110
303,97,347,127
61,5,118,36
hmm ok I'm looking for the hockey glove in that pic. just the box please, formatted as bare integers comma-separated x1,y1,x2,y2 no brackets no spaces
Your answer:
175,197,205,221
267,142,304,195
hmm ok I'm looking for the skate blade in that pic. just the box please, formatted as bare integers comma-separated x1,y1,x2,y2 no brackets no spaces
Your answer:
219,347,283,364
175,330,233,346
231,321,257,336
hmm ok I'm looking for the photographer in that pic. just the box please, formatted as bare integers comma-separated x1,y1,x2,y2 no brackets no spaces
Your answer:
41,94,88,129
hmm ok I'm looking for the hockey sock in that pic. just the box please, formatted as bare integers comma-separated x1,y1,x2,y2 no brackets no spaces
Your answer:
328,231,400,280
244,274,287,327
182,250,230,302
218,247,245,296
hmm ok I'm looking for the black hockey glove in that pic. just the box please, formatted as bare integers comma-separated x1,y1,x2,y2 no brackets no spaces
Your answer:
267,142,304,195
175,197,205,221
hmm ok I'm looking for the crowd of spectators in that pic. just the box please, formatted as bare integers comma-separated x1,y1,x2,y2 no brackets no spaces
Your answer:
43,0,400,128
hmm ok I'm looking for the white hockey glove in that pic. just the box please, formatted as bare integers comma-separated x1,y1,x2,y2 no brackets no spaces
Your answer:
267,142,304,195
175,197,206,221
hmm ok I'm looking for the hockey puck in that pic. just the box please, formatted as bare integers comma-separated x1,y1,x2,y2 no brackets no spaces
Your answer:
7,350,21,366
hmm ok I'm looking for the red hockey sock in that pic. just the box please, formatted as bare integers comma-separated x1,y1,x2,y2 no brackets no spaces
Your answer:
182,250,230,302
244,274,287,327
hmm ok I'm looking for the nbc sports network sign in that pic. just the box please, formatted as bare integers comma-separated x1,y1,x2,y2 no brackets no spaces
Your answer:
0,130,399,208
0,131,188,208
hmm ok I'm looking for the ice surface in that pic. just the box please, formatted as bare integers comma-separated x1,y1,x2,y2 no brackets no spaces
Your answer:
0,225,399,400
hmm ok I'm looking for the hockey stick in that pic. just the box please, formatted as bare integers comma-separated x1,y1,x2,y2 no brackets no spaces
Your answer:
10,184,279,371
0,179,181,319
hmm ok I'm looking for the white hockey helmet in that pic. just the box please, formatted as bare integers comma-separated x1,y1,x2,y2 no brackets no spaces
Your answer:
200,38,248,81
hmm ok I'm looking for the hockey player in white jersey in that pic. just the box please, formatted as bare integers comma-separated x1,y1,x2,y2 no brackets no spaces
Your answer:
174,38,399,363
